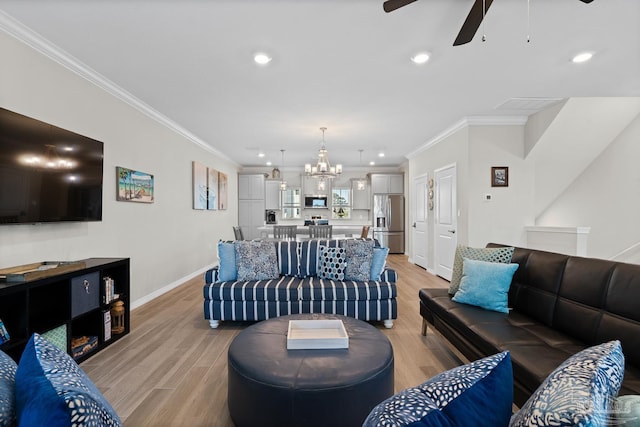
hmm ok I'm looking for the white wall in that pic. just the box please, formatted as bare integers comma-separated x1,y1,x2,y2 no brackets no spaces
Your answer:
0,31,238,307
408,121,533,271
536,113,640,260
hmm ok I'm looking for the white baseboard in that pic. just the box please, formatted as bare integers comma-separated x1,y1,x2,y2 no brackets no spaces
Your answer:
130,264,214,310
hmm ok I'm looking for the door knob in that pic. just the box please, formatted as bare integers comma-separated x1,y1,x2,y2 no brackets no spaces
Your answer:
448,229,456,234
412,222,416,228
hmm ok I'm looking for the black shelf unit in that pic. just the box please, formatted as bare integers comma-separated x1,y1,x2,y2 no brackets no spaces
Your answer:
0,258,130,363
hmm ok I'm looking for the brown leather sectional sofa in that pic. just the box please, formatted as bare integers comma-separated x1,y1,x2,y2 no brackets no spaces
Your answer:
420,244,640,406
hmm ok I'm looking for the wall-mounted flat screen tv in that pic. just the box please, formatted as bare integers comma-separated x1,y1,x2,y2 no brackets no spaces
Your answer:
0,107,103,224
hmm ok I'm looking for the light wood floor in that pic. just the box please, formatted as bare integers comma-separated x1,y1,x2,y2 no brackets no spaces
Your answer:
81,255,463,426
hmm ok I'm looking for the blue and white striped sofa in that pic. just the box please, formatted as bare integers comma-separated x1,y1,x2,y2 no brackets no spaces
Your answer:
203,239,398,328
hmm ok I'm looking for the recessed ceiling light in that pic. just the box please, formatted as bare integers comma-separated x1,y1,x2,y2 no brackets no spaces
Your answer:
378,151,385,158
572,52,593,63
411,52,430,65
254,53,272,65
258,151,265,158
369,161,375,166
266,161,272,166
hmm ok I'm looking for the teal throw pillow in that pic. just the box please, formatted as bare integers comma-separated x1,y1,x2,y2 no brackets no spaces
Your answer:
0,351,17,427
15,333,122,427
217,240,237,281
449,245,515,295
364,351,513,427
452,258,518,313
510,340,624,427
370,247,389,281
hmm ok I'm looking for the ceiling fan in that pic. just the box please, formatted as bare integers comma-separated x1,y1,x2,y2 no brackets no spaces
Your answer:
383,0,595,46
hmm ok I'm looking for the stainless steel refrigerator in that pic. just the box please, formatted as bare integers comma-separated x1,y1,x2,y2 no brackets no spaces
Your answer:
372,194,405,253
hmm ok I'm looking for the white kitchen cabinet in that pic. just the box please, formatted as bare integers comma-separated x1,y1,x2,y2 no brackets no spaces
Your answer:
265,180,281,210
302,175,330,196
351,179,370,210
370,174,403,194
238,174,266,239
238,174,265,200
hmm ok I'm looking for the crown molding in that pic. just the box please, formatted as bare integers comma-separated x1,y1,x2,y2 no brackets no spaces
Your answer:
405,115,528,159
0,11,237,166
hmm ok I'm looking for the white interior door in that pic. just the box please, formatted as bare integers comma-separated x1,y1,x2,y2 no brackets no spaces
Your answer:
435,165,457,280
412,175,428,269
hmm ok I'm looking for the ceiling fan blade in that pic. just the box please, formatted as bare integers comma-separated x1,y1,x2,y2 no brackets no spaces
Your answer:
579,0,594,3
453,0,495,46
383,0,418,13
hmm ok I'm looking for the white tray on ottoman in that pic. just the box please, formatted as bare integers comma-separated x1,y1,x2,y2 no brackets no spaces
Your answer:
287,319,349,349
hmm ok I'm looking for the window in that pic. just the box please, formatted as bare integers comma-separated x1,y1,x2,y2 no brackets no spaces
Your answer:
282,188,301,219
332,188,351,219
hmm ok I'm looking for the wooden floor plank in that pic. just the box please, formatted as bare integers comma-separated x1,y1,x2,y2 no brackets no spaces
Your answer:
82,255,462,426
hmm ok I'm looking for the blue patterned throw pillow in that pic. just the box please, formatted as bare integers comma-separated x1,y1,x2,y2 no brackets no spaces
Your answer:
343,239,374,281
317,246,346,280
235,240,280,281
364,351,513,427
0,350,17,427
510,340,624,427
15,333,122,427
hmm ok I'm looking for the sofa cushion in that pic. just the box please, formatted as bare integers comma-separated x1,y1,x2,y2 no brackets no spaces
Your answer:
300,278,396,301
298,239,339,278
370,247,389,281
235,240,279,281
317,246,346,281
343,238,374,281
217,240,237,281
449,245,514,295
363,351,513,427
0,350,16,427
204,276,303,302
510,340,624,427
15,333,122,427
452,258,519,314
273,240,299,277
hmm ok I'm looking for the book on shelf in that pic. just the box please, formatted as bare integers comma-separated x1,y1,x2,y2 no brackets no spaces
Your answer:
103,276,116,304
103,310,111,342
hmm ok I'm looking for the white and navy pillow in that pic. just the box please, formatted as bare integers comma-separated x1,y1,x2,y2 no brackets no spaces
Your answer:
235,241,280,281
364,351,513,427
342,239,374,281
15,333,122,426
0,350,16,427
273,240,299,277
297,239,339,278
317,246,346,280
510,340,624,427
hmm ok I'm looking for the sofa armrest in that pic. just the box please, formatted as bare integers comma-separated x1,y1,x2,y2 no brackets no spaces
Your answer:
380,268,397,282
205,266,220,284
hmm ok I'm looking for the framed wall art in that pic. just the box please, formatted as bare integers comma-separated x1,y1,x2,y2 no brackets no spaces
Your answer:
193,161,221,210
218,172,228,210
491,166,509,187
116,166,154,203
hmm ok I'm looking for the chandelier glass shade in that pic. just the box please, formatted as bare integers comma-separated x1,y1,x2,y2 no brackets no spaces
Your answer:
304,127,342,179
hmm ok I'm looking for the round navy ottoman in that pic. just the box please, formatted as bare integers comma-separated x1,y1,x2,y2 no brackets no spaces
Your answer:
227,314,394,427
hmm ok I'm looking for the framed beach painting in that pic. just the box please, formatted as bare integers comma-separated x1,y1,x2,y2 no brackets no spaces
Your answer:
193,161,208,210
218,172,228,210
207,167,218,211
116,166,154,203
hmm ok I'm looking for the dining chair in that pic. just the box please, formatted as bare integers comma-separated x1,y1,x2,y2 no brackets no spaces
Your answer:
273,225,297,240
233,226,244,240
308,224,332,239
360,225,371,239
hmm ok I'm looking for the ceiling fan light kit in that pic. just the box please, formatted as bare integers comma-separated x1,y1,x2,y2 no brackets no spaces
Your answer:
383,0,596,46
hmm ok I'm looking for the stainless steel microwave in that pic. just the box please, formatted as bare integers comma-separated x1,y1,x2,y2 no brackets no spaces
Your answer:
304,195,328,208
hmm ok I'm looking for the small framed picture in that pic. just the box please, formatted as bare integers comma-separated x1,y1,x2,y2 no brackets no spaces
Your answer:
491,167,509,187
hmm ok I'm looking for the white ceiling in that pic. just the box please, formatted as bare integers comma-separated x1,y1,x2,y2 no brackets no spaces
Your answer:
1,0,638,169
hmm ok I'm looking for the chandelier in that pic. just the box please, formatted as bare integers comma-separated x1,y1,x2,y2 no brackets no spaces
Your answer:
304,127,342,179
